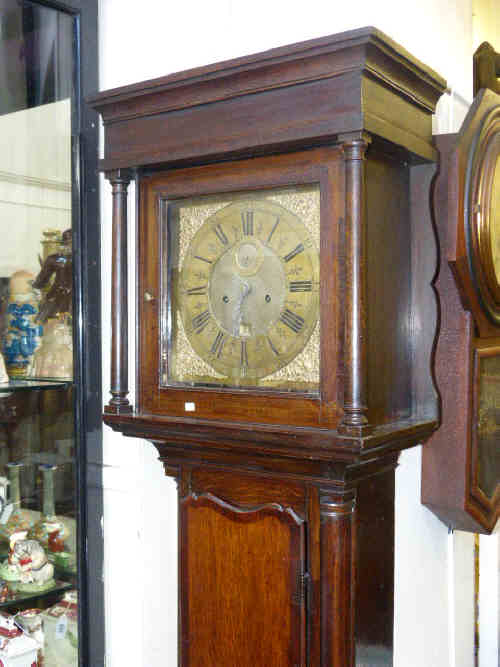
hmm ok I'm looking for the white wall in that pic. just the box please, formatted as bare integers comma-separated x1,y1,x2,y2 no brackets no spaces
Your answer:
98,2,497,665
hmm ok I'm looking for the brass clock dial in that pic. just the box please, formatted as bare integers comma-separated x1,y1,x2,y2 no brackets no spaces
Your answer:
178,199,319,382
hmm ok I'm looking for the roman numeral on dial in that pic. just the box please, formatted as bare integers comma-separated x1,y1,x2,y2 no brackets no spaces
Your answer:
241,211,254,236
192,309,210,333
186,285,207,296
280,308,305,333
289,280,312,292
240,340,249,367
267,217,280,243
283,243,304,263
210,331,226,358
214,223,229,246
267,336,280,356
194,255,212,264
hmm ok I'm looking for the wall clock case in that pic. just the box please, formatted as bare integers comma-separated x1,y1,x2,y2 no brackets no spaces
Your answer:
422,89,500,534
90,28,446,666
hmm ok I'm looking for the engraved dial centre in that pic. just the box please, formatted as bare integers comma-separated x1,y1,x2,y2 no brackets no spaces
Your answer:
209,240,286,338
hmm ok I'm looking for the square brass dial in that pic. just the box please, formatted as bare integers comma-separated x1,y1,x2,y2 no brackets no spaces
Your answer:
161,185,320,392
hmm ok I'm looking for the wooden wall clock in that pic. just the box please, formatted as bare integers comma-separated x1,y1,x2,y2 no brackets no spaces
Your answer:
90,27,446,666
422,85,500,534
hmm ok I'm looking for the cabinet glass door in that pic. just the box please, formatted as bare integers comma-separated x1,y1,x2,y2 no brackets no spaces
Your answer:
0,2,79,664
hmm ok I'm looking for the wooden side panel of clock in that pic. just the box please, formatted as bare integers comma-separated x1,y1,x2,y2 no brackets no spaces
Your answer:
365,151,412,425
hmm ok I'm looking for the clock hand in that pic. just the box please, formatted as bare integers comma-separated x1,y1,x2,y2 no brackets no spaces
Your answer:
232,281,252,335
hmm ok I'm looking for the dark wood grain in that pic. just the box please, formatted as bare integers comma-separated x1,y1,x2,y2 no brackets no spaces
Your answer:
320,492,356,666
105,169,134,414
180,492,306,667
339,137,371,436
89,27,445,171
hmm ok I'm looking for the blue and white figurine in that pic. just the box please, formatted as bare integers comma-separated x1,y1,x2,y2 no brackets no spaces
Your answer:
3,270,42,379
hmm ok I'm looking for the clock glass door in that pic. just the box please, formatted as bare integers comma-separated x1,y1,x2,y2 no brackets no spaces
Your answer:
490,155,500,286
473,348,500,500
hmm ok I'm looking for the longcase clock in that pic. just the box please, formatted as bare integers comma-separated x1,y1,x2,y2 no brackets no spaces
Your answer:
90,27,446,666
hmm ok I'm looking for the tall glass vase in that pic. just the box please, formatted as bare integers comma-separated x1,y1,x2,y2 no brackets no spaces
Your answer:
30,464,72,563
0,463,39,546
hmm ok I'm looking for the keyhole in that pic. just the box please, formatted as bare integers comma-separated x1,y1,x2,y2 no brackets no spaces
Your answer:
265,294,271,303
223,295,229,303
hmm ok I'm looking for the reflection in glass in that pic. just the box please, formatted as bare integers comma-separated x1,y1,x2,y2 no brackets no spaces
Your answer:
0,2,77,664
477,354,500,498
491,155,500,284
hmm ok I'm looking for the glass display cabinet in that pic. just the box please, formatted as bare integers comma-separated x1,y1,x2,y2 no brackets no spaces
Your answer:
0,1,101,665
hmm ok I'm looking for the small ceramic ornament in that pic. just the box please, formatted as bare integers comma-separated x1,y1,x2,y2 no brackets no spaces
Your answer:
31,317,72,379
33,229,72,323
0,353,7,383
29,465,73,569
0,464,39,546
0,612,38,667
3,271,42,379
42,590,78,667
0,531,55,593
14,609,44,666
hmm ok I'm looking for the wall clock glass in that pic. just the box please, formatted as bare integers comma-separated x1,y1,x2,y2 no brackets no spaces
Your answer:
162,185,320,392
475,351,500,499
490,155,500,284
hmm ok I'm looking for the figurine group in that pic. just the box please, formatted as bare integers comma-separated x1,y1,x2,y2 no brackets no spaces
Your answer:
1,228,73,381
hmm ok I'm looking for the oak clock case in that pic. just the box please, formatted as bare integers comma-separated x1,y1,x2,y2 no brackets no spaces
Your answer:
91,27,446,666
422,88,500,534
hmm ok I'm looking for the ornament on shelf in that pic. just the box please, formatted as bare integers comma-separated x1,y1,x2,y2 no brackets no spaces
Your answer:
0,353,7,383
0,530,55,593
33,229,72,324
30,316,72,380
29,465,73,567
43,590,78,666
0,464,39,546
14,609,44,666
2,271,42,379
0,612,38,666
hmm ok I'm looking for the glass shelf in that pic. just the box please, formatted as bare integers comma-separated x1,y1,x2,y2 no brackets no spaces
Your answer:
0,380,72,394
0,580,72,608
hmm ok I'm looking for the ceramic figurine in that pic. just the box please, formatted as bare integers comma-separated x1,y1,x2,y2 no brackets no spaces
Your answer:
0,531,55,593
40,229,64,266
42,590,78,667
0,580,10,603
0,464,39,546
0,612,38,666
3,271,42,379
0,352,7,383
33,229,72,323
14,609,44,665
0,477,8,518
31,317,73,379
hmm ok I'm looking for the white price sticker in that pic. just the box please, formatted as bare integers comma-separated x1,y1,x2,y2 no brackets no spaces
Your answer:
55,614,68,640
0,503,13,525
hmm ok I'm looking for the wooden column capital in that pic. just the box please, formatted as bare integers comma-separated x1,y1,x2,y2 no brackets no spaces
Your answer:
339,136,373,437
104,168,134,415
